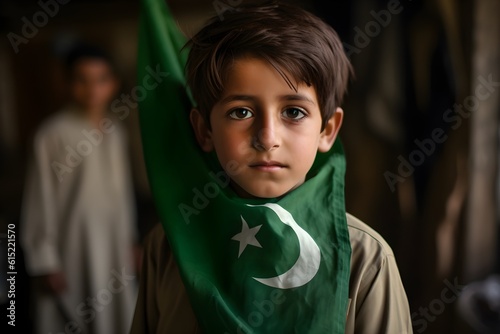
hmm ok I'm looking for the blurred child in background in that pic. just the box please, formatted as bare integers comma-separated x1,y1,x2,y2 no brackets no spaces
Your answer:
21,44,138,334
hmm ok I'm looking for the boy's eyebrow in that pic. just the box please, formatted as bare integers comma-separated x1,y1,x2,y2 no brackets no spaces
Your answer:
219,94,316,105
279,94,316,105
219,95,256,104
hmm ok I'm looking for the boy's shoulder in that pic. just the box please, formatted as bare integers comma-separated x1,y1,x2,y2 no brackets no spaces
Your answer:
33,108,127,147
346,212,395,258
345,213,411,333
346,212,403,303
142,222,171,266
36,109,73,133
346,212,397,282
33,108,85,142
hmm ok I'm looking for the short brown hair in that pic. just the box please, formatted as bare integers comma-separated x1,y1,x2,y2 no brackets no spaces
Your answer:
185,0,353,128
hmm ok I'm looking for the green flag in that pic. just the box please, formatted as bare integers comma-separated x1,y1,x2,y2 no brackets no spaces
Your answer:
137,0,351,333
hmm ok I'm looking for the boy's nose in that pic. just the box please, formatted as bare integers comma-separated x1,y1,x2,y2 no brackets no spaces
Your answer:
252,117,280,152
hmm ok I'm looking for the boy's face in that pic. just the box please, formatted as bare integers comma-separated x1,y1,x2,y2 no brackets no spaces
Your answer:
69,58,118,113
191,57,342,198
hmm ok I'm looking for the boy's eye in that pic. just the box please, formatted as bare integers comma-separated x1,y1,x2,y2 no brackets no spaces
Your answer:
282,108,306,120
229,108,254,120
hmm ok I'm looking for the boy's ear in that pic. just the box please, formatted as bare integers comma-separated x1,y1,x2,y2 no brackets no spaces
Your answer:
189,108,214,152
318,107,343,153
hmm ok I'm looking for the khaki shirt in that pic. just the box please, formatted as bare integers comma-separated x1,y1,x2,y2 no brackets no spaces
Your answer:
130,213,413,333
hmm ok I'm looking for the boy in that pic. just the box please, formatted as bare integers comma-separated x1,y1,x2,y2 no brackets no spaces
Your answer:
131,1,412,333
21,44,138,334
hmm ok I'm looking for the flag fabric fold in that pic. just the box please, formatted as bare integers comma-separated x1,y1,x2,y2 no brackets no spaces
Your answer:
137,0,352,332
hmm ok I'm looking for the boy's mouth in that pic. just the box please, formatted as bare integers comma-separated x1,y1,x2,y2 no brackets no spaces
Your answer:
248,161,288,171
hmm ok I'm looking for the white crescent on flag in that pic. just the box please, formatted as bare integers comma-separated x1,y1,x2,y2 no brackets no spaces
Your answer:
247,203,321,289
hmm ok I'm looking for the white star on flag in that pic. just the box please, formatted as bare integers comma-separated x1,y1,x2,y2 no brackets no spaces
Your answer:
231,216,263,258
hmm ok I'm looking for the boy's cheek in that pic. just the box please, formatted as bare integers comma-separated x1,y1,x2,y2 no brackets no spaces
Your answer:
216,143,253,167
213,131,252,160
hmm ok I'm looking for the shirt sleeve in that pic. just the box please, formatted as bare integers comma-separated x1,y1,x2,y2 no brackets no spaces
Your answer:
353,253,413,333
345,215,413,334
20,130,62,276
130,224,161,334
129,223,201,334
